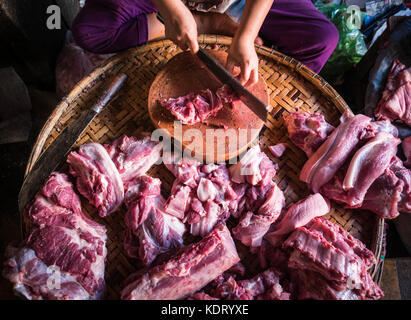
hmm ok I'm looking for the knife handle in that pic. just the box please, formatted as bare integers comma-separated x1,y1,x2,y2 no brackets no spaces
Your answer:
92,73,128,113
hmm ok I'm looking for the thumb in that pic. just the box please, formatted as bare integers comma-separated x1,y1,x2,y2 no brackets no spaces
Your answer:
188,35,199,54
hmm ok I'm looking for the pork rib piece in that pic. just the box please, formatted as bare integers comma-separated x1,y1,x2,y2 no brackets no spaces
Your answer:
403,136,411,168
375,60,411,126
265,193,330,247
342,132,401,207
5,172,107,300
67,143,124,217
123,175,185,265
283,217,383,300
232,183,285,247
300,111,372,193
105,134,163,183
121,223,240,300
284,112,334,157
268,143,288,158
160,88,223,125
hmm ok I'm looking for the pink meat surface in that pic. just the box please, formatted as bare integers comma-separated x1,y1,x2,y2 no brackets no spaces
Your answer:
268,143,288,158
123,176,185,265
300,112,373,193
67,143,124,217
284,112,334,157
160,88,223,125
232,183,285,247
6,172,107,299
342,132,401,207
229,145,277,186
375,60,411,126
403,136,411,167
265,193,330,247
121,223,240,300
105,134,163,183
283,217,382,300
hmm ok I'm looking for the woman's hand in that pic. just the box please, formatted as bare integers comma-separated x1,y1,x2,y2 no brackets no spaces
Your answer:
153,0,199,53
226,35,259,87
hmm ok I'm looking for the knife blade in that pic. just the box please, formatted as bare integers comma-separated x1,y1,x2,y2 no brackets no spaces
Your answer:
197,47,271,122
18,73,128,212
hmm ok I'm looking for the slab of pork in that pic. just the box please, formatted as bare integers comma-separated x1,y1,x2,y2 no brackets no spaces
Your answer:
121,223,240,300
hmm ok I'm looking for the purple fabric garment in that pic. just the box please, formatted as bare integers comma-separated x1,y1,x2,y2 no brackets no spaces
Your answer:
72,0,338,73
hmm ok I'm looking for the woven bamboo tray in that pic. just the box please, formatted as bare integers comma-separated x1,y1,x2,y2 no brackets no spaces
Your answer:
23,36,385,299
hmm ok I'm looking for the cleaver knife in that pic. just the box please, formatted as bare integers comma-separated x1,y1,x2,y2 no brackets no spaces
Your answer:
197,47,276,122
18,73,128,213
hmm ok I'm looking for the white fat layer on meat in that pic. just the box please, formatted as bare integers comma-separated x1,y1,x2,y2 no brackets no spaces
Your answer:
197,178,217,202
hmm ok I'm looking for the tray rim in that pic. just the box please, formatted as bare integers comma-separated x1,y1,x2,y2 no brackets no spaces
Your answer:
22,35,385,283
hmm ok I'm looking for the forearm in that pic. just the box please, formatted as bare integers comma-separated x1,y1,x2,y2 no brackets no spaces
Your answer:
235,0,273,41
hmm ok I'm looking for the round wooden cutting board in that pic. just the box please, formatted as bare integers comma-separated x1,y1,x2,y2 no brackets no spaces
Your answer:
148,49,269,163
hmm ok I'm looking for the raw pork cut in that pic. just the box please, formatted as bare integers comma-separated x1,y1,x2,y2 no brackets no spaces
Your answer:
4,172,107,300
121,223,240,300
3,246,91,300
67,143,124,217
105,134,163,183
284,112,334,157
268,143,288,158
283,217,382,300
300,111,372,192
265,193,330,247
229,145,277,186
160,89,223,124
342,132,401,207
375,60,411,126
232,183,285,247
403,136,411,168
123,175,185,265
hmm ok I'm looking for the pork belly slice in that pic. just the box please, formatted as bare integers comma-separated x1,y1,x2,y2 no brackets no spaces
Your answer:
105,134,163,183
265,193,330,247
229,145,277,186
375,60,411,126
10,172,107,299
342,132,401,207
284,112,334,157
300,112,373,193
268,143,288,158
283,217,382,300
3,246,92,300
121,223,240,300
160,88,223,125
403,136,411,168
123,176,185,265
233,183,285,247
67,143,124,217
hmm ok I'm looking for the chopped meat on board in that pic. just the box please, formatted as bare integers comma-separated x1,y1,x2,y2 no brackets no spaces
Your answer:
160,89,223,125
403,136,411,168
67,143,124,217
4,173,107,300
105,133,163,184
265,193,330,247
121,223,240,300
283,112,334,157
375,59,411,126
